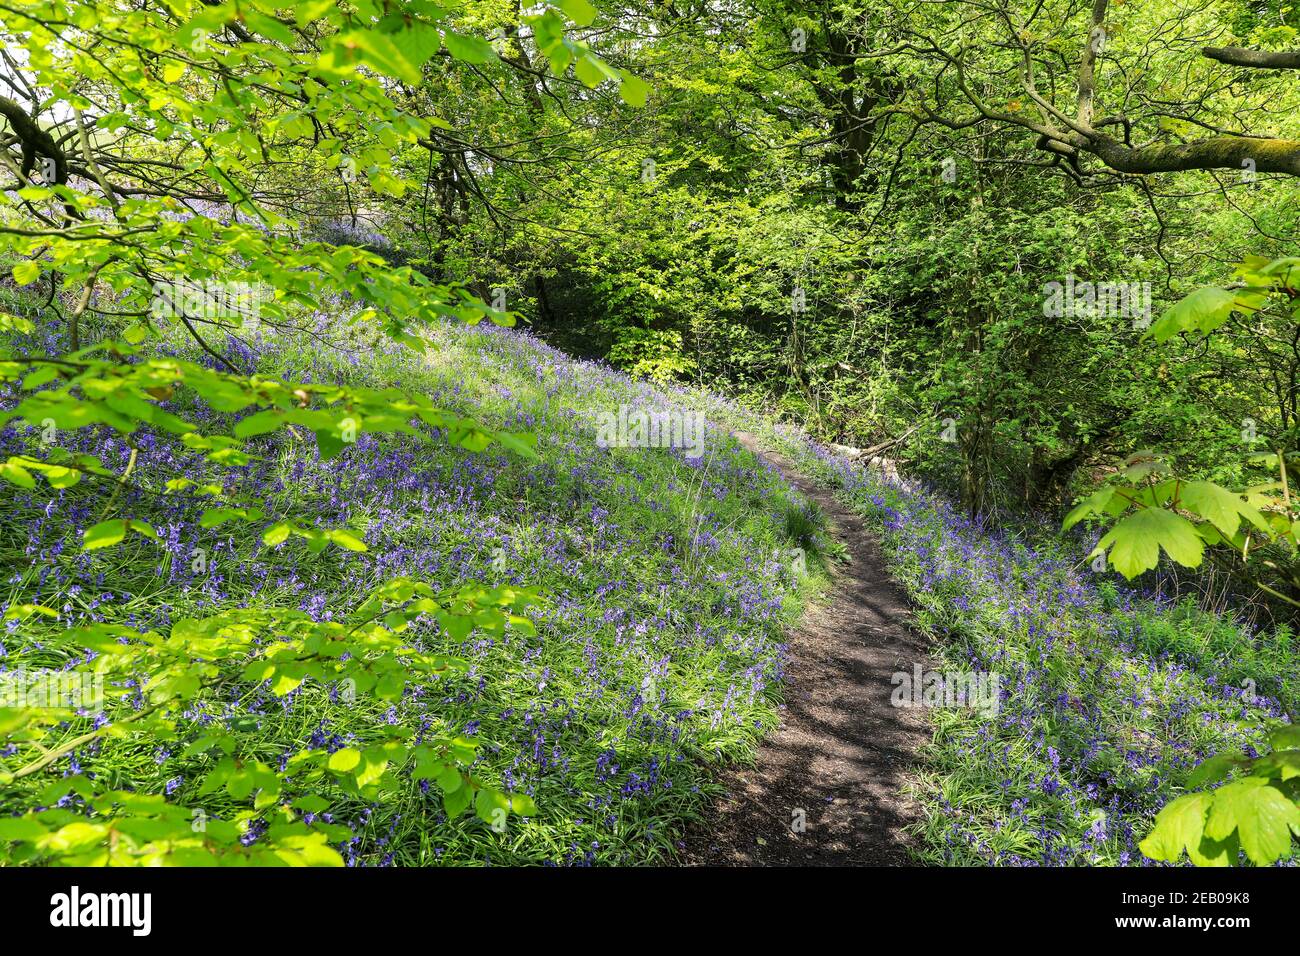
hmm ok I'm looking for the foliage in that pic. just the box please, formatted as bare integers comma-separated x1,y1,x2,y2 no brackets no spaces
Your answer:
1140,724,1300,867
0,0,647,864
1067,257,1300,591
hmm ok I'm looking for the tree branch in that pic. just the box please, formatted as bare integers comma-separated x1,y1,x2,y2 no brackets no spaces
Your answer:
1202,47,1300,71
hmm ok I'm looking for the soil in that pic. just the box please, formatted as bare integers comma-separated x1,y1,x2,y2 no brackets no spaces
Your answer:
683,432,932,866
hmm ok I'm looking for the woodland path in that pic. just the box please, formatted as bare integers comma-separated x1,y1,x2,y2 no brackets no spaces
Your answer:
684,432,931,866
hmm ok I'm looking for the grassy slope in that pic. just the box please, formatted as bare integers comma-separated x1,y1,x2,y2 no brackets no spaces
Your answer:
1,318,831,865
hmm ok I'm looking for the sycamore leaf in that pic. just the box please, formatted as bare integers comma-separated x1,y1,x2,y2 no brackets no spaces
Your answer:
1255,750,1300,782
1140,791,1213,863
0,460,35,488
389,23,443,73
1095,507,1203,578
126,519,158,541
1269,725,1300,751
619,71,650,107
1187,753,1240,788
0,815,49,841
510,793,538,816
270,668,304,696
327,748,360,773
1178,480,1270,538
2,603,58,621
444,781,472,817
327,30,423,84
493,429,539,460
262,522,291,546
355,751,390,788
575,53,605,87
475,787,510,825
1063,487,1117,529
326,528,367,552
234,409,284,438
294,0,337,26
1204,777,1300,866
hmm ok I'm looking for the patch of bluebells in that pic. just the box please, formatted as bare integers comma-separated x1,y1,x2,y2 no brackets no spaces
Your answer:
0,317,804,865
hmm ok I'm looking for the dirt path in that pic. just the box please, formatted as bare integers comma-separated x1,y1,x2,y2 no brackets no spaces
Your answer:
684,432,931,866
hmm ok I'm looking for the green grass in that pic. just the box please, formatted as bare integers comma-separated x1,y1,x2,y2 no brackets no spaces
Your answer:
1,317,835,865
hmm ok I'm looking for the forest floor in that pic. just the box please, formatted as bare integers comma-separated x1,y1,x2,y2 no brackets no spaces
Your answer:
684,432,932,865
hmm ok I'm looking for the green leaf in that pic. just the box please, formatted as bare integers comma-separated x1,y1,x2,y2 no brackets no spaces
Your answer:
493,429,540,460
1140,792,1226,865
42,466,81,489
443,32,496,64
1188,753,1239,788
0,460,36,489
327,528,367,552
327,748,361,773
1063,487,1115,530
1255,750,1300,782
443,782,472,817
574,54,605,88
83,519,127,551
262,521,291,546
292,795,330,814
126,519,158,541
1096,507,1203,578
1268,725,1300,751
2,603,58,621
233,409,284,438
510,793,538,816
270,667,305,696
340,29,423,84
315,427,345,460
475,787,510,826
556,0,598,27
390,23,443,70
1148,287,1246,342
199,507,263,528
1205,777,1300,866
0,815,48,841
355,750,389,788
1178,481,1269,538
436,766,462,794
295,0,337,26
619,71,650,107
11,261,40,285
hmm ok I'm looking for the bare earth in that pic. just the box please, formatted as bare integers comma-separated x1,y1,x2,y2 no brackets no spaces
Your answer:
684,432,932,866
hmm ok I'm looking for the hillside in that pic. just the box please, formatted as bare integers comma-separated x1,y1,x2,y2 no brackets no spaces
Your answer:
3,315,1291,868
2,317,836,865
